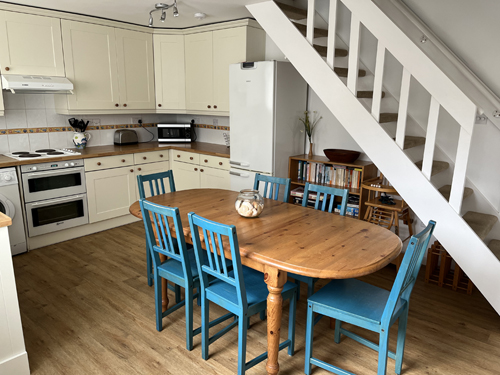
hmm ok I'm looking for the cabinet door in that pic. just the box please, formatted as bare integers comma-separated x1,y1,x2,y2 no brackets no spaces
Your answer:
115,29,155,110
154,34,186,111
212,27,247,113
0,11,64,76
171,161,200,191
0,87,3,115
200,166,230,189
86,166,136,223
134,161,171,199
61,20,120,110
185,31,213,111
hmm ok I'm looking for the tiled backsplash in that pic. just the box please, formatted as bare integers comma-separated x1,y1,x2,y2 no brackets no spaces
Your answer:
0,92,230,152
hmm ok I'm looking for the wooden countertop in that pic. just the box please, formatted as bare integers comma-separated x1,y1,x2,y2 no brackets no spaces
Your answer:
0,142,230,168
0,212,12,228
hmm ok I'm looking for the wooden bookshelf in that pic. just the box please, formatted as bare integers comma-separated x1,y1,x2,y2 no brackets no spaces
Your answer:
288,154,377,219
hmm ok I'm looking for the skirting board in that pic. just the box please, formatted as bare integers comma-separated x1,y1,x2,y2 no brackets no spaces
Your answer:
0,352,30,375
28,214,140,250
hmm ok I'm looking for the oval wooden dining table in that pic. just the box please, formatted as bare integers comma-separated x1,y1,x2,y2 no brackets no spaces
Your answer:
129,188,402,375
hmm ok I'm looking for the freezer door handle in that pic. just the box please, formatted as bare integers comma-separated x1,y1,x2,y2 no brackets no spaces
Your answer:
230,160,250,168
230,171,250,178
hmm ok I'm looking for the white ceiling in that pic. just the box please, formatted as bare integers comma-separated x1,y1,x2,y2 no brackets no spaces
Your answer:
5,0,268,28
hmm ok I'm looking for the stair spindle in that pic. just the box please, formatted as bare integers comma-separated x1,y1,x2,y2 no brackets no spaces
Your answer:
347,14,361,94
307,0,316,44
395,68,412,149
326,0,338,68
422,97,441,179
371,41,386,122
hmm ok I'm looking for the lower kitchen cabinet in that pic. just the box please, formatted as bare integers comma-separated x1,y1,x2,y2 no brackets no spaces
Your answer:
86,166,137,223
134,161,171,199
172,160,229,191
200,166,230,189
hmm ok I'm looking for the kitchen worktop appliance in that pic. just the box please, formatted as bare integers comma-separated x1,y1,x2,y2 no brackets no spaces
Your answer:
157,123,194,142
20,159,88,237
114,129,139,145
5,148,81,161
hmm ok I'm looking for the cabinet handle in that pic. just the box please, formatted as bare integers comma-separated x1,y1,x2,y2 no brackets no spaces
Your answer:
123,104,127,107
159,154,163,158
130,169,134,173
97,162,101,166
204,159,208,163
200,169,204,172
5,67,10,71
158,104,162,107
143,157,147,160
138,168,142,171
115,103,119,107
177,154,181,158
190,157,193,160
194,168,198,171
121,159,126,162
214,105,218,109
219,162,223,166
207,105,211,109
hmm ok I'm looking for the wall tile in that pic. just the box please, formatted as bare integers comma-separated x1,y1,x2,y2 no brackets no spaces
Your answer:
100,129,115,146
0,136,9,154
136,127,157,143
26,109,47,128
48,132,70,149
24,94,46,109
0,115,6,130
44,94,55,109
29,133,50,151
86,130,101,147
3,93,25,110
46,109,69,127
5,110,27,129
8,134,30,151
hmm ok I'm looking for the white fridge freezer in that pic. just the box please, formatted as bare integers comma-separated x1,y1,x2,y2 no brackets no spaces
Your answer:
229,61,307,193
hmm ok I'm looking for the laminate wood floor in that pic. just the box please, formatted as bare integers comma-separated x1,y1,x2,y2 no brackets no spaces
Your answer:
13,222,500,375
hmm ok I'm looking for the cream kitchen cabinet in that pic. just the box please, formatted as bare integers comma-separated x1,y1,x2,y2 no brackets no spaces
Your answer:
184,26,265,115
56,20,154,114
153,34,186,112
0,86,4,116
171,160,200,191
134,161,171,199
0,11,65,76
86,166,137,223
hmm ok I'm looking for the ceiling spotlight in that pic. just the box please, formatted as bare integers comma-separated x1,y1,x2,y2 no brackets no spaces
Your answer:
194,12,206,20
148,1,179,27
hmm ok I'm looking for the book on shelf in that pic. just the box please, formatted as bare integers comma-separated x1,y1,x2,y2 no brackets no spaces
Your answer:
297,161,363,189
290,186,324,201
335,203,359,218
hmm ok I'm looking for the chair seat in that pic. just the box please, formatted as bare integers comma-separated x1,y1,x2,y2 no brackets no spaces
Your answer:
207,266,297,307
364,197,406,212
308,279,406,325
288,272,316,282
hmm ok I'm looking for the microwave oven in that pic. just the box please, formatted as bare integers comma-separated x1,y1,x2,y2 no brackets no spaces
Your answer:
157,123,193,142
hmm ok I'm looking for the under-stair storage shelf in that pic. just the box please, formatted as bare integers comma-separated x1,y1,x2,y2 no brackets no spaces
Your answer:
288,154,376,219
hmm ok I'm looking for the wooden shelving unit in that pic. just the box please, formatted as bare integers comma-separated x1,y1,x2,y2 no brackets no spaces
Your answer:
288,154,377,219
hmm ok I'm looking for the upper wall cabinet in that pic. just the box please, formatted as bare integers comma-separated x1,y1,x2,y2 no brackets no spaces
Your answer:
56,20,155,114
0,11,65,76
185,25,265,115
154,34,186,112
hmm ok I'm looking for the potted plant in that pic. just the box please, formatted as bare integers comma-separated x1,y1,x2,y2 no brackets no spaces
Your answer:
299,111,322,157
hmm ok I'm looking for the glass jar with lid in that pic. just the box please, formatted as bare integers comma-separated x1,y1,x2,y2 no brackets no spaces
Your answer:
235,189,264,218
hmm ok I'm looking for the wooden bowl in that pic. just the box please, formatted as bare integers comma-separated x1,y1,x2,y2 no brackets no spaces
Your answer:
323,149,361,163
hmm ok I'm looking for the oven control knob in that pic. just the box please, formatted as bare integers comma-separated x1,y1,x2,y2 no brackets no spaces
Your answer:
32,167,37,171
64,163,69,167
70,162,75,166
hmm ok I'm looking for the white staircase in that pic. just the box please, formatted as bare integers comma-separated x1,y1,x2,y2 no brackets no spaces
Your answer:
247,0,500,314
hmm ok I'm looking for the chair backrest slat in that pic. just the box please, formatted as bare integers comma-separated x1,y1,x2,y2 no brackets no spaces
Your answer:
382,220,436,325
140,199,192,279
303,183,349,215
189,212,247,309
138,170,176,199
254,174,291,203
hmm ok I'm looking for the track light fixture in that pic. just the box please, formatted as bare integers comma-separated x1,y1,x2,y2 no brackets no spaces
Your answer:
148,1,179,27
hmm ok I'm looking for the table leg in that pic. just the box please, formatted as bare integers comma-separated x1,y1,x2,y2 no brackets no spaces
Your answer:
264,267,287,375
159,253,168,312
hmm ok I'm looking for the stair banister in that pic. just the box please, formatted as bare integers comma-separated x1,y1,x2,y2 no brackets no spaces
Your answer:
371,41,385,123
395,68,411,149
326,0,338,68
306,0,315,44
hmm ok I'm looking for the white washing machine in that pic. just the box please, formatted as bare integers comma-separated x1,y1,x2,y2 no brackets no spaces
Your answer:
0,167,27,255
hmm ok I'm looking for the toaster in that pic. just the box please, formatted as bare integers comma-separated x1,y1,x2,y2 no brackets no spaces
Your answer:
114,129,139,145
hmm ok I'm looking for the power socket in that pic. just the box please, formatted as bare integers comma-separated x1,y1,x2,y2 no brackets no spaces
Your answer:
213,118,219,126
131,117,142,125
90,118,101,126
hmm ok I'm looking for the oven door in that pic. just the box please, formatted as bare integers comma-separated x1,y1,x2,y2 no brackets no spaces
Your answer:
25,194,89,237
22,167,86,203
157,124,192,142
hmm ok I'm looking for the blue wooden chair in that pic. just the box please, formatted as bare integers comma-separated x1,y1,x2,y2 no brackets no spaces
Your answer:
253,173,291,203
289,183,349,299
138,171,176,286
304,220,436,375
188,212,298,375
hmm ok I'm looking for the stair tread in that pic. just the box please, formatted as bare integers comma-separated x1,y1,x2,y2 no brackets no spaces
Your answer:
414,160,450,176
403,136,425,150
357,91,386,99
379,113,398,123
488,240,500,260
314,44,348,58
463,211,498,240
334,67,366,78
438,185,474,201
276,1,307,20
293,21,329,38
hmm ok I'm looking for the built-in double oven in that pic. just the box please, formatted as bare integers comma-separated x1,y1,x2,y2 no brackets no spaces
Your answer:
21,160,88,237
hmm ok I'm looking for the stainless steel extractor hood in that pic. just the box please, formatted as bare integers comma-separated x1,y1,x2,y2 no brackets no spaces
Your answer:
1,74,74,94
